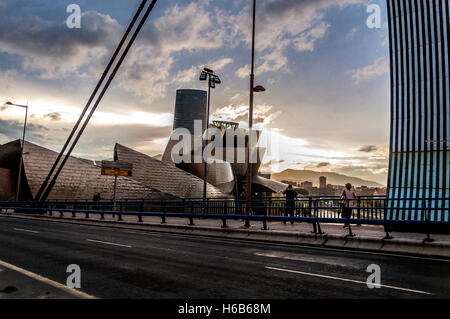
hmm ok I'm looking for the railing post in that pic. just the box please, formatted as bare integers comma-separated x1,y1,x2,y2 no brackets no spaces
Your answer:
424,199,434,242
189,201,194,226
262,200,267,230
347,223,354,237
357,197,361,226
161,200,166,224
383,227,393,240
222,218,227,228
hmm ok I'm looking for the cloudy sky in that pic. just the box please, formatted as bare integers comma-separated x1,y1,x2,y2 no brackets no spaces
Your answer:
0,0,390,185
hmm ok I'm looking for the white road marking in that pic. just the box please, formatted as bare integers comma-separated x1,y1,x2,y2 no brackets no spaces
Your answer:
0,259,96,299
266,266,432,295
13,228,39,234
5,214,450,263
86,239,132,248
254,252,356,268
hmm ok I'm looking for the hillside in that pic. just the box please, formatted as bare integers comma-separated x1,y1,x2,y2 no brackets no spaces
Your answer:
271,169,384,188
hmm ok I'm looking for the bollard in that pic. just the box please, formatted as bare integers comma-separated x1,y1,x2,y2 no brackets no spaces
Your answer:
138,214,143,222
222,218,227,228
161,214,166,224
100,213,104,220
60,211,64,217
72,211,76,218
85,211,89,219
117,213,122,221
189,216,194,226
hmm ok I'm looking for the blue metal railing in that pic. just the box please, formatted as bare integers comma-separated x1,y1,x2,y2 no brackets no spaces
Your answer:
1,196,449,240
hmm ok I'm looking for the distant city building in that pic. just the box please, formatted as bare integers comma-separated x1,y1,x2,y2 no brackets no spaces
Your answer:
356,186,375,197
386,0,449,221
300,181,313,189
173,89,207,135
319,176,327,189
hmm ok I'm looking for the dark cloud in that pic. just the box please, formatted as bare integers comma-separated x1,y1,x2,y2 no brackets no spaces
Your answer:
43,112,62,121
0,12,118,57
358,145,378,153
0,119,48,141
0,11,121,76
316,162,331,167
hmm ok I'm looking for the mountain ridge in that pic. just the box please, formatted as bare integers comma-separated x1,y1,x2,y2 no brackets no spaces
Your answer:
271,169,384,188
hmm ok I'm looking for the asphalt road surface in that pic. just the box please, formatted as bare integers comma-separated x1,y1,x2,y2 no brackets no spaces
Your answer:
0,215,449,299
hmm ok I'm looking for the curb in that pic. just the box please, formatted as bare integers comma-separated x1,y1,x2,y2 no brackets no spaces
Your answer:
3,213,450,259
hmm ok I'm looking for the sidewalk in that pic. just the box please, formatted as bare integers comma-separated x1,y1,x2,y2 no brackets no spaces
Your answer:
4,211,450,258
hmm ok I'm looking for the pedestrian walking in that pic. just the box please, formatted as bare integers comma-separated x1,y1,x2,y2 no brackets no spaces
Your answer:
340,183,357,228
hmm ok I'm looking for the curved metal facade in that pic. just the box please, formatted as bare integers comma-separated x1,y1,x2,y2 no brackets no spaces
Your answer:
173,89,207,135
387,0,449,221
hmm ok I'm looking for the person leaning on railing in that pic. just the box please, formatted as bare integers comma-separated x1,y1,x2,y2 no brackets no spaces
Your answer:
340,183,357,228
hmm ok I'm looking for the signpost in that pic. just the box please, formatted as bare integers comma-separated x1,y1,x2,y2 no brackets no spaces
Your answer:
101,161,133,210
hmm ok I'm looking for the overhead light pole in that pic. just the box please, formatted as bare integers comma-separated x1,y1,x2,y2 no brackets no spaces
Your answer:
5,101,28,201
245,0,266,227
199,67,221,212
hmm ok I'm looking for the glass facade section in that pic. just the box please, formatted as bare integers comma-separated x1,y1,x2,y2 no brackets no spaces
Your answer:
386,0,449,222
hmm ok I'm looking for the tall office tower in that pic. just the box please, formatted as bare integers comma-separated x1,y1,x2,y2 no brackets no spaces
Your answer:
319,176,327,189
173,89,207,135
386,0,449,221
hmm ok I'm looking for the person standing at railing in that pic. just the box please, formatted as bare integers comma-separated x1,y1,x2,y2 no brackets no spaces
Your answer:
283,185,298,224
92,192,101,211
341,183,357,228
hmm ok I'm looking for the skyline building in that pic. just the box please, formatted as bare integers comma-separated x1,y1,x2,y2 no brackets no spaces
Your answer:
319,176,327,189
386,0,449,222
173,89,207,135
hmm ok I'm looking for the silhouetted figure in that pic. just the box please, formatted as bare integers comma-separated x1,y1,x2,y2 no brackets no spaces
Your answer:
341,183,357,228
93,193,101,202
283,185,298,224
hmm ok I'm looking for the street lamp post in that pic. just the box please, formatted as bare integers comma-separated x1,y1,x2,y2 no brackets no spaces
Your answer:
199,68,221,212
5,101,28,201
245,0,265,227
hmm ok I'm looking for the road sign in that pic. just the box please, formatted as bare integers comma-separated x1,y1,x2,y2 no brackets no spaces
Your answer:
101,161,133,177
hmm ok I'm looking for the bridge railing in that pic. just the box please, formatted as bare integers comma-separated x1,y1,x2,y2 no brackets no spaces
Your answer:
0,196,447,220
0,196,449,240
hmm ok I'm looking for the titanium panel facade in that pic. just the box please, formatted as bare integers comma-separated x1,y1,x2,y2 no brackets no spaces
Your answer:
386,0,449,221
